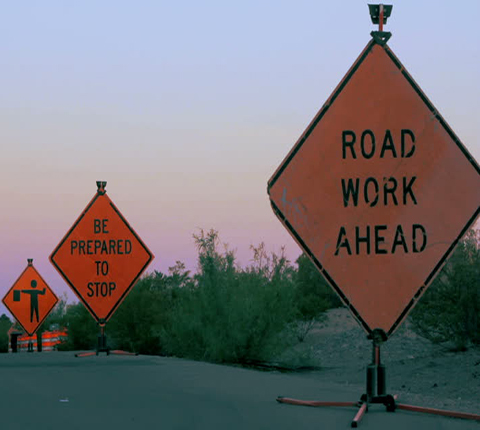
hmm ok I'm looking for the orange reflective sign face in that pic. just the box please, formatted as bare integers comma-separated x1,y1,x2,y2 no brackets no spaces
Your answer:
50,190,154,323
3,263,58,336
268,40,480,337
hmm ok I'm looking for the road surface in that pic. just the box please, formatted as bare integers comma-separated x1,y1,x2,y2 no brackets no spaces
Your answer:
0,352,477,429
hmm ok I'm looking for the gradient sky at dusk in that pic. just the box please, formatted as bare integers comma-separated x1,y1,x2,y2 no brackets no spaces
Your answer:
1,1,479,317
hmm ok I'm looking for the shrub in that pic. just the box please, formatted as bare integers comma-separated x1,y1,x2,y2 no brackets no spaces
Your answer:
0,314,12,353
108,264,190,355
57,229,341,364
57,303,98,351
160,230,298,363
410,228,480,350
39,293,68,333
294,253,343,341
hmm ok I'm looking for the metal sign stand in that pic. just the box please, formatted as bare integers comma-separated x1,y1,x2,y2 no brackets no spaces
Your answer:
50,180,153,359
73,184,138,358
75,320,137,358
276,5,480,427
277,328,480,426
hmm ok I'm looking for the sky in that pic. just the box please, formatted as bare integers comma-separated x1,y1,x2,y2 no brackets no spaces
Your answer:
1,1,479,318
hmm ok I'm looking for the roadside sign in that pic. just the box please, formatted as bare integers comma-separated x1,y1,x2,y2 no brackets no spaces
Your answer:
268,38,480,337
3,259,58,336
50,182,154,323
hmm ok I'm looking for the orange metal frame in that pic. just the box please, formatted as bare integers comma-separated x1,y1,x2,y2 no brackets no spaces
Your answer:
277,394,480,428
277,336,480,427
276,4,480,427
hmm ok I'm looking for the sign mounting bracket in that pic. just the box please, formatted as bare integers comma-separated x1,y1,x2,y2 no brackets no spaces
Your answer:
369,3,392,45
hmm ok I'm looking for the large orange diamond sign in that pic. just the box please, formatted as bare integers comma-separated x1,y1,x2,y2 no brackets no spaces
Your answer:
50,182,154,323
3,259,58,336
268,38,480,337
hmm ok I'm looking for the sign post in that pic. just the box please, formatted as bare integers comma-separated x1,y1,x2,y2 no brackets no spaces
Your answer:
50,181,154,356
269,4,480,426
2,259,59,351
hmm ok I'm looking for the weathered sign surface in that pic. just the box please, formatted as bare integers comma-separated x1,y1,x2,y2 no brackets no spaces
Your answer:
268,39,480,336
50,183,154,323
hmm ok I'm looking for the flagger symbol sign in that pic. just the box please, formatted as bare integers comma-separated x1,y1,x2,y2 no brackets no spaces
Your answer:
2,260,58,336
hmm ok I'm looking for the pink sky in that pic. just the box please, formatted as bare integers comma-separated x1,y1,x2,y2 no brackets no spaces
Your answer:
1,1,479,317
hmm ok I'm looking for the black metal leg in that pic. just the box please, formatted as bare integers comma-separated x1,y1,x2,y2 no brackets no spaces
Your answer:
75,323,137,358
275,333,480,426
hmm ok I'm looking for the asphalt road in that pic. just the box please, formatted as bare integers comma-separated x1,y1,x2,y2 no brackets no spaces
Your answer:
0,352,478,430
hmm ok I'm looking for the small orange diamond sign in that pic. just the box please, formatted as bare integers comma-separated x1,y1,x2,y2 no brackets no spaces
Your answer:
3,260,58,336
50,182,154,323
268,38,480,337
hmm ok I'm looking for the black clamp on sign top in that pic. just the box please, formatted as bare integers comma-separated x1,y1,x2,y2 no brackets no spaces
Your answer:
368,4,393,45
96,181,107,195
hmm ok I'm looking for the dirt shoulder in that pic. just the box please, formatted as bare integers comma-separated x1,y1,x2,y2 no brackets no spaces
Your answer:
296,308,480,414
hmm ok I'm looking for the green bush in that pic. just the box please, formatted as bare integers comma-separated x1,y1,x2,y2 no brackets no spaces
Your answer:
411,228,480,350
39,293,68,333
293,253,343,341
109,265,190,355
108,275,163,354
55,229,340,364
56,303,98,351
160,230,298,364
0,314,12,353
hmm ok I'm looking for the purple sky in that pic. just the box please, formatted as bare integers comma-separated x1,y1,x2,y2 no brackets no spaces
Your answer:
1,1,479,317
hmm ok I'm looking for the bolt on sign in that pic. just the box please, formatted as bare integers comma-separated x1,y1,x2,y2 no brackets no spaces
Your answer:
50,182,154,323
268,38,480,337
3,259,58,336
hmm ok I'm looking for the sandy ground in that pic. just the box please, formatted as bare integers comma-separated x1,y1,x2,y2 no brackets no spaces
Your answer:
295,308,480,415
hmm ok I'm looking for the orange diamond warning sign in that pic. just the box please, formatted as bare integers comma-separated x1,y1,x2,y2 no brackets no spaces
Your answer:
268,39,480,337
50,182,154,323
3,259,58,336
